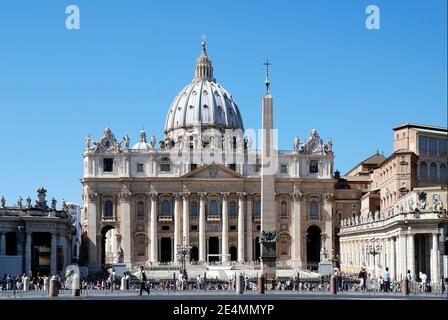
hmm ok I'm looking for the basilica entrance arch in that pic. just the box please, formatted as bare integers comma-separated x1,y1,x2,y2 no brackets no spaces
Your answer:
306,225,321,270
190,246,199,262
208,237,219,262
100,225,117,266
160,237,172,263
229,246,237,261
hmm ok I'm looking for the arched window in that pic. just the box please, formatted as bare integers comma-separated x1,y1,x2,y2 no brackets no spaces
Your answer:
440,164,447,183
229,201,237,218
337,211,342,221
255,200,261,218
420,161,427,178
104,200,113,218
137,201,145,220
161,200,171,217
280,201,288,218
209,199,218,216
310,160,318,173
430,162,438,181
191,201,198,218
310,201,318,220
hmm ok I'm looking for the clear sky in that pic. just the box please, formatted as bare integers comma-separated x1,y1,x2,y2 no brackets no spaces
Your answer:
0,0,446,206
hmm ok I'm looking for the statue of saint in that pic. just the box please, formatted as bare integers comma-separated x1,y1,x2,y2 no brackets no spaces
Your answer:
51,197,57,210
123,134,130,149
150,135,156,148
26,196,32,208
17,196,23,208
117,247,124,263
294,136,300,151
85,135,91,150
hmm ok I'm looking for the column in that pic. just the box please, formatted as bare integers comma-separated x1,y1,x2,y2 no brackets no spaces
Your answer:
237,192,246,263
221,193,229,263
431,233,440,284
150,193,158,263
87,193,99,270
291,193,302,268
324,194,334,256
407,231,415,277
61,234,68,272
182,193,190,251
198,193,206,263
173,193,182,262
25,231,32,273
398,233,407,280
50,232,57,276
146,194,152,263
0,232,5,255
120,193,132,266
245,195,253,262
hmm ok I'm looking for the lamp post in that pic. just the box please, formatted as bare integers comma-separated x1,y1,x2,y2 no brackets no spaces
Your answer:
176,236,192,273
367,243,382,279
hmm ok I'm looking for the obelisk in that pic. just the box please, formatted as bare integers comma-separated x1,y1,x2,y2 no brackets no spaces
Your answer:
260,60,277,281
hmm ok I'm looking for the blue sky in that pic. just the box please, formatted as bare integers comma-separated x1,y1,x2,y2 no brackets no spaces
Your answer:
0,0,446,205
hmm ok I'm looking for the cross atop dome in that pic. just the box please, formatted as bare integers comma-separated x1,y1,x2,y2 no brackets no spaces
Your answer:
195,37,215,81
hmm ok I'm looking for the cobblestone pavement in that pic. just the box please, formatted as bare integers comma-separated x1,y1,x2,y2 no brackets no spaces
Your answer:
1,290,446,300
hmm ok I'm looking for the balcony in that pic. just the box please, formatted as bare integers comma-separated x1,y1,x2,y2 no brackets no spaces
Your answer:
102,216,116,222
254,215,261,222
158,215,173,222
207,215,220,221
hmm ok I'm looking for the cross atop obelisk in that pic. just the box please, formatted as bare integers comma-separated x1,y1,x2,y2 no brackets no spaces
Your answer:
264,59,271,93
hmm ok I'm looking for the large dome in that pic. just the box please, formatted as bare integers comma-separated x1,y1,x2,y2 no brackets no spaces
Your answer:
164,41,244,138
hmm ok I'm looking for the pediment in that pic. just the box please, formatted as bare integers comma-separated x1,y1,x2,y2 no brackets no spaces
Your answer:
181,164,243,179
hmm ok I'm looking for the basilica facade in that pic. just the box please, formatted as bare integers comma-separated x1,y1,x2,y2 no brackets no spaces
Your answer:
81,41,339,272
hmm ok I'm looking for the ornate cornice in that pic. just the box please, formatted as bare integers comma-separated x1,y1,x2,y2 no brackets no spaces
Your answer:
325,193,334,203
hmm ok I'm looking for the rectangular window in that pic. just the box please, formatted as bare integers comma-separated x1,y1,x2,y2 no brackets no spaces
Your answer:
256,225,261,231
137,163,144,173
161,225,170,231
228,164,236,171
137,245,145,256
419,136,428,155
103,158,114,172
439,138,447,156
429,137,438,155
400,164,408,173
280,164,288,174
229,225,237,231
191,225,198,231
310,160,318,173
160,163,171,172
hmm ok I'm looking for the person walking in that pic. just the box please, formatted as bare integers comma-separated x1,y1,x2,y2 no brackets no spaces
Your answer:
383,267,390,292
406,270,412,293
358,267,367,291
110,269,116,292
139,266,150,295
420,272,427,293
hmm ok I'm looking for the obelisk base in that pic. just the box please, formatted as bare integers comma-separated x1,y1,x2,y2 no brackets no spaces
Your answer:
260,242,277,281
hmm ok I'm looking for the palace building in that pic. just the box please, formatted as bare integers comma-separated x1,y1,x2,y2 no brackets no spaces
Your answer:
339,124,448,284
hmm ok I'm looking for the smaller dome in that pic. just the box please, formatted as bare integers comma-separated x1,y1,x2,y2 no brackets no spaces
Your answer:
132,129,151,150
